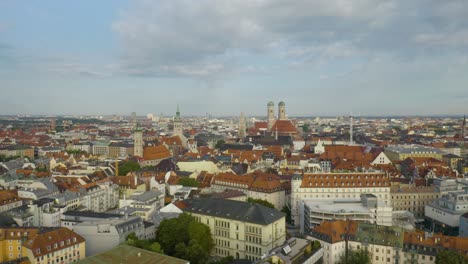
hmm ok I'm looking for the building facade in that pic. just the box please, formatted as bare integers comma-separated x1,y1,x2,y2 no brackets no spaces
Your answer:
291,172,391,226
180,198,286,262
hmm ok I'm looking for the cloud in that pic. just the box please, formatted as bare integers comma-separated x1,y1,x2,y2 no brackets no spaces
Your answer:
112,0,468,79
112,0,398,78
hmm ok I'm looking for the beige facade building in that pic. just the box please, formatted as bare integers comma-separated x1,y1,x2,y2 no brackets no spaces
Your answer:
108,142,134,158
391,185,440,219
180,198,286,262
0,227,85,264
211,171,286,210
385,144,444,161
291,172,391,226
310,220,468,264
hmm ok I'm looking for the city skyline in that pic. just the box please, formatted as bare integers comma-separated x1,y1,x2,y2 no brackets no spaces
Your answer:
1,1,468,116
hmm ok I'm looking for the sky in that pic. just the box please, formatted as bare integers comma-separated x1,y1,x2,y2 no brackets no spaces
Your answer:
0,0,468,117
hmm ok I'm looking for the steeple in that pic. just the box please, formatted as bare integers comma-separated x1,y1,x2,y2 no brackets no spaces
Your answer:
462,115,466,139
267,101,275,130
173,104,183,136
278,101,286,120
239,112,246,139
176,104,181,120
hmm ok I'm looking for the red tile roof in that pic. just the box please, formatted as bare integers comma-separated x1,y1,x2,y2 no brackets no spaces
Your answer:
143,145,171,160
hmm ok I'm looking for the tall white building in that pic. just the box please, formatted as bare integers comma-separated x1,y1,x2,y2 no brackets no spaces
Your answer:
302,194,392,234
133,129,143,157
173,105,183,136
291,172,391,227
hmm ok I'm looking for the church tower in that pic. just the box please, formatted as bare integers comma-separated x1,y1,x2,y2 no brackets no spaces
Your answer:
239,112,246,139
173,104,183,136
134,128,143,157
267,101,275,130
462,115,466,140
278,101,286,120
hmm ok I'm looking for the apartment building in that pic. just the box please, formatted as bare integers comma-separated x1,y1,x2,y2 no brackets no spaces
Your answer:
291,172,391,226
425,190,468,236
0,190,23,213
70,216,146,256
391,185,440,219
310,220,468,264
385,145,444,161
302,194,392,234
180,198,286,262
211,171,286,210
0,227,85,264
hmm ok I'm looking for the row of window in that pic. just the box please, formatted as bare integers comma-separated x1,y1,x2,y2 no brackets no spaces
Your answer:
36,238,78,255
245,225,262,235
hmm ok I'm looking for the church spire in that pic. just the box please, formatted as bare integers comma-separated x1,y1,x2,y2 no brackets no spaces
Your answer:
176,104,181,119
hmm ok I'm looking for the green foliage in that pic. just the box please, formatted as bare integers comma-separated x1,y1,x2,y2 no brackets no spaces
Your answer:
336,248,372,264
281,205,292,224
119,160,141,176
156,213,213,264
66,149,88,155
178,177,200,187
35,166,49,172
247,197,275,209
0,155,21,162
215,139,225,149
125,233,164,254
435,250,468,264
302,124,310,133
311,240,322,251
208,256,234,264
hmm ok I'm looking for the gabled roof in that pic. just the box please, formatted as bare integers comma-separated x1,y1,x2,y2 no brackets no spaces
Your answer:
180,198,285,225
271,120,297,134
143,145,171,161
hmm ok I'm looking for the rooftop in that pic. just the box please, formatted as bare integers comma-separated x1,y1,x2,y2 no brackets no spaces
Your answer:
75,244,188,264
180,198,285,225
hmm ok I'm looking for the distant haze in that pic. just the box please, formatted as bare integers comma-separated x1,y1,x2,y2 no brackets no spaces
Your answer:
0,1,467,116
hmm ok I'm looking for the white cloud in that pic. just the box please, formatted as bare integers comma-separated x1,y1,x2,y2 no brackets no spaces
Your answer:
112,0,398,78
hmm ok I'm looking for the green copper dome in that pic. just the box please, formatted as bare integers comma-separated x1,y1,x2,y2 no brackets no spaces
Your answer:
279,101,285,106
268,101,274,106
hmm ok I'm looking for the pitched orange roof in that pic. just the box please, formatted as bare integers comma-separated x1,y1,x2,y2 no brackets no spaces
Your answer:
22,227,85,258
143,145,171,160
212,172,255,188
271,120,297,134
254,121,268,129
160,135,183,146
312,220,358,243
404,230,468,253
301,173,390,188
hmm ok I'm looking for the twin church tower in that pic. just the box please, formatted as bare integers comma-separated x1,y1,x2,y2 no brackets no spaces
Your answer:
267,101,286,130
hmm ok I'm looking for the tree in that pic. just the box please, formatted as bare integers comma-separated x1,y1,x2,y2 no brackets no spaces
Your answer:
208,256,234,264
0,155,21,162
281,205,292,224
156,213,213,264
125,233,164,254
302,124,310,133
215,139,225,149
247,198,275,209
336,248,371,264
178,177,200,187
436,250,468,264
119,160,141,176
